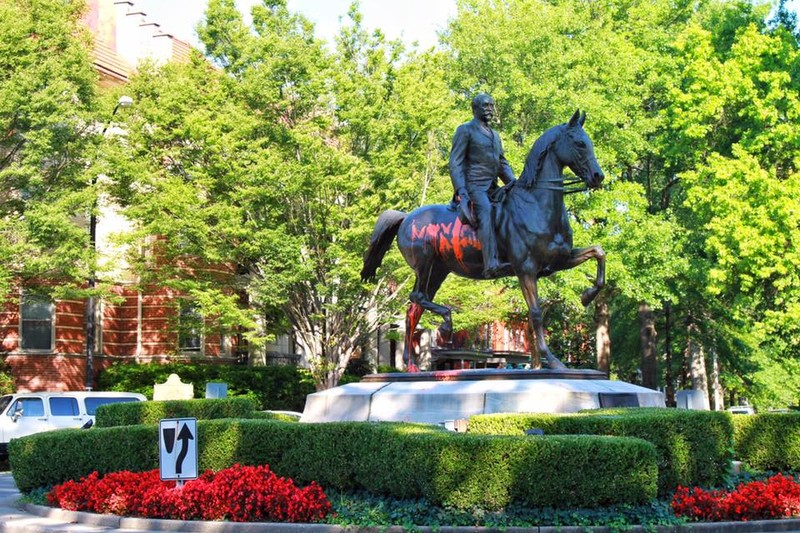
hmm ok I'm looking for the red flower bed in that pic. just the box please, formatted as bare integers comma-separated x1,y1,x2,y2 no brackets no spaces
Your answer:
47,464,331,523
672,474,800,522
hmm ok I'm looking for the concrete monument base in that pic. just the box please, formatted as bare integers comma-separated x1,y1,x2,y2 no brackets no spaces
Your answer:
300,368,665,425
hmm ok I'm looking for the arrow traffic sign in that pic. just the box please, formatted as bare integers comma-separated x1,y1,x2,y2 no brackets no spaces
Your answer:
159,418,198,481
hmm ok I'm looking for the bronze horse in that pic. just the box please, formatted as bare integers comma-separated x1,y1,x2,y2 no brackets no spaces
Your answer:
361,110,606,370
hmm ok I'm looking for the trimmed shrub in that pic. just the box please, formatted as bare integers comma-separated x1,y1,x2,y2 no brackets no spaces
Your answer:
95,398,258,428
248,411,301,422
10,419,658,509
468,408,734,496
97,362,315,411
733,412,800,471
10,425,159,493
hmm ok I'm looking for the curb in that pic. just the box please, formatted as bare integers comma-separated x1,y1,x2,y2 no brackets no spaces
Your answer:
19,504,800,533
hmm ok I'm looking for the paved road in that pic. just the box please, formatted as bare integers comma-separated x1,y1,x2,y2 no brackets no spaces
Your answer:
3,472,800,533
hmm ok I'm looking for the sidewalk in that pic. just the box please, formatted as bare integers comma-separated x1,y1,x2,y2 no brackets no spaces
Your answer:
3,472,800,533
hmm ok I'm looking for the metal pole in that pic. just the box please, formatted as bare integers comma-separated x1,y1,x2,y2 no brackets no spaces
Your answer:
86,97,132,391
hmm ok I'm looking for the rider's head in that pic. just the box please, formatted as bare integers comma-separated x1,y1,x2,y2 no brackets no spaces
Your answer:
471,93,495,124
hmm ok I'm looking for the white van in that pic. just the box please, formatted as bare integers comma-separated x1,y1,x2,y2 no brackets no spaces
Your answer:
0,391,146,457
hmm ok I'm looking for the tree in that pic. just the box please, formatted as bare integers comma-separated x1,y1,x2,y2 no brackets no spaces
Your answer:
0,0,99,299
113,0,462,389
660,8,800,407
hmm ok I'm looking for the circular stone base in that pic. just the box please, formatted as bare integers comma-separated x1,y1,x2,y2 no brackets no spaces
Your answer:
302,369,665,426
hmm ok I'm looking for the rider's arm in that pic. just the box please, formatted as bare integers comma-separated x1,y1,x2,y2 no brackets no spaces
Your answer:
449,124,470,199
498,138,516,185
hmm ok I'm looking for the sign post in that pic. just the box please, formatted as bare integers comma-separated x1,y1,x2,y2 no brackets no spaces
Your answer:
159,418,198,486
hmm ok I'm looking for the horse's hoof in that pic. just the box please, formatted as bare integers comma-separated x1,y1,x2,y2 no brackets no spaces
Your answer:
581,287,599,306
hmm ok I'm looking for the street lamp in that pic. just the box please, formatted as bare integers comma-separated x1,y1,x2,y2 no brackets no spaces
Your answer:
85,95,133,391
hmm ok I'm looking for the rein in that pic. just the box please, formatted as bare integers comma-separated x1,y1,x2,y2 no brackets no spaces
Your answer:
535,177,587,195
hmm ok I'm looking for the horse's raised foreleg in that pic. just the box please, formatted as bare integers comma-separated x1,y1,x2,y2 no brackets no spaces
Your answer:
403,303,424,372
565,245,606,306
518,273,567,370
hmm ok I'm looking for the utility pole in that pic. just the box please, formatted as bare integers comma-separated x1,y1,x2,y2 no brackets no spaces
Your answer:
85,95,132,390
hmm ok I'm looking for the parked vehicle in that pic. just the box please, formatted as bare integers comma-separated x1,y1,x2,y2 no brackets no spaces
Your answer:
0,391,146,456
727,405,755,415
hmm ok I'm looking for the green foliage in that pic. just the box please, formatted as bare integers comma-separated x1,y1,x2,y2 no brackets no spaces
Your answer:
247,411,301,422
658,5,800,403
0,0,101,298
0,358,15,395
343,358,373,377
10,419,657,509
733,412,800,471
468,408,734,496
110,0,462,390
97,362,314,411
94,397,257,427
326,490,682,529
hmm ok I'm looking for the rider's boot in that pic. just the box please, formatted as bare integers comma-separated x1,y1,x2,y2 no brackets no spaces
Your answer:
478,223,510,278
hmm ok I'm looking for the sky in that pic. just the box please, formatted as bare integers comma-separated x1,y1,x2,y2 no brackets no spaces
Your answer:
131,0,800,52
131,0,458,50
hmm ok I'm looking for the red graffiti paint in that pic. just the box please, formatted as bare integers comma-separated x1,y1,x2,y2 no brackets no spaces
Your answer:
450,218,481,264
410,219,481,268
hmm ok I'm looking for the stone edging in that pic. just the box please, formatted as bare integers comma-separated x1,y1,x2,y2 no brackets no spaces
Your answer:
22,503,800,533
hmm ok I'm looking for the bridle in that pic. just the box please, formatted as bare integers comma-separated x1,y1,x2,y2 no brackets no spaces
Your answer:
529,126,593,195
535,177,588,195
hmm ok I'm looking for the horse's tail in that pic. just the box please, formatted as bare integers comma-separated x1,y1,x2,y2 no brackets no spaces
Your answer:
361,209,406,282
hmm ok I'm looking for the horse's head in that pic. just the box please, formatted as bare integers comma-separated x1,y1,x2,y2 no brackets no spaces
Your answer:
553,109,605,190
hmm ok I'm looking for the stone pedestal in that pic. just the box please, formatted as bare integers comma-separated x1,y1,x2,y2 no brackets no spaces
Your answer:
301,368,665,425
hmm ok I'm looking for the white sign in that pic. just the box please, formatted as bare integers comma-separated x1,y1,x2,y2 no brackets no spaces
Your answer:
159,418,198,481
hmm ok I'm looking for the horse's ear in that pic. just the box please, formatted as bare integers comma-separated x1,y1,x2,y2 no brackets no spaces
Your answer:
568,109,581,128
579,111,586,126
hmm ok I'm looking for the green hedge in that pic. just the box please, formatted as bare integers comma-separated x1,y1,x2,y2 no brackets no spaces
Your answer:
9,420,658,510
733,412,800,471
468,408,734,496
97,362,315,411
248,411,302,422
95,398,258,427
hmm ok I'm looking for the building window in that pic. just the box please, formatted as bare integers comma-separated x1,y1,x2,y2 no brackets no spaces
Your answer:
20,294,54,351
178,303,202,353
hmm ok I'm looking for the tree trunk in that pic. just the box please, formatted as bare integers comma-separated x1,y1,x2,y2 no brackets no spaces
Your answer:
710,349,724,410
663,301,675,406
687,321,710,410
639,303,658,390
595,297,611,374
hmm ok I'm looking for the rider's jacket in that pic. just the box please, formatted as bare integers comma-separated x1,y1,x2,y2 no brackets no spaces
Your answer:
449,118,516,195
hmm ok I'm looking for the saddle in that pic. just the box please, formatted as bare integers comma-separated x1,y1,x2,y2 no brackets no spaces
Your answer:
446,180,516,215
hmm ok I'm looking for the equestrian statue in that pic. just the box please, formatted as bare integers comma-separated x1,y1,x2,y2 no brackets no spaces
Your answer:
361,96,606,370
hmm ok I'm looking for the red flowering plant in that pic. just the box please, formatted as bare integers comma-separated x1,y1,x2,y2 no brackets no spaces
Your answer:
47,464,331,523
672,474,800,522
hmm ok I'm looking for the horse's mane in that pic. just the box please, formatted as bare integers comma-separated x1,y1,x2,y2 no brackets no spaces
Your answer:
517,123,564,188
